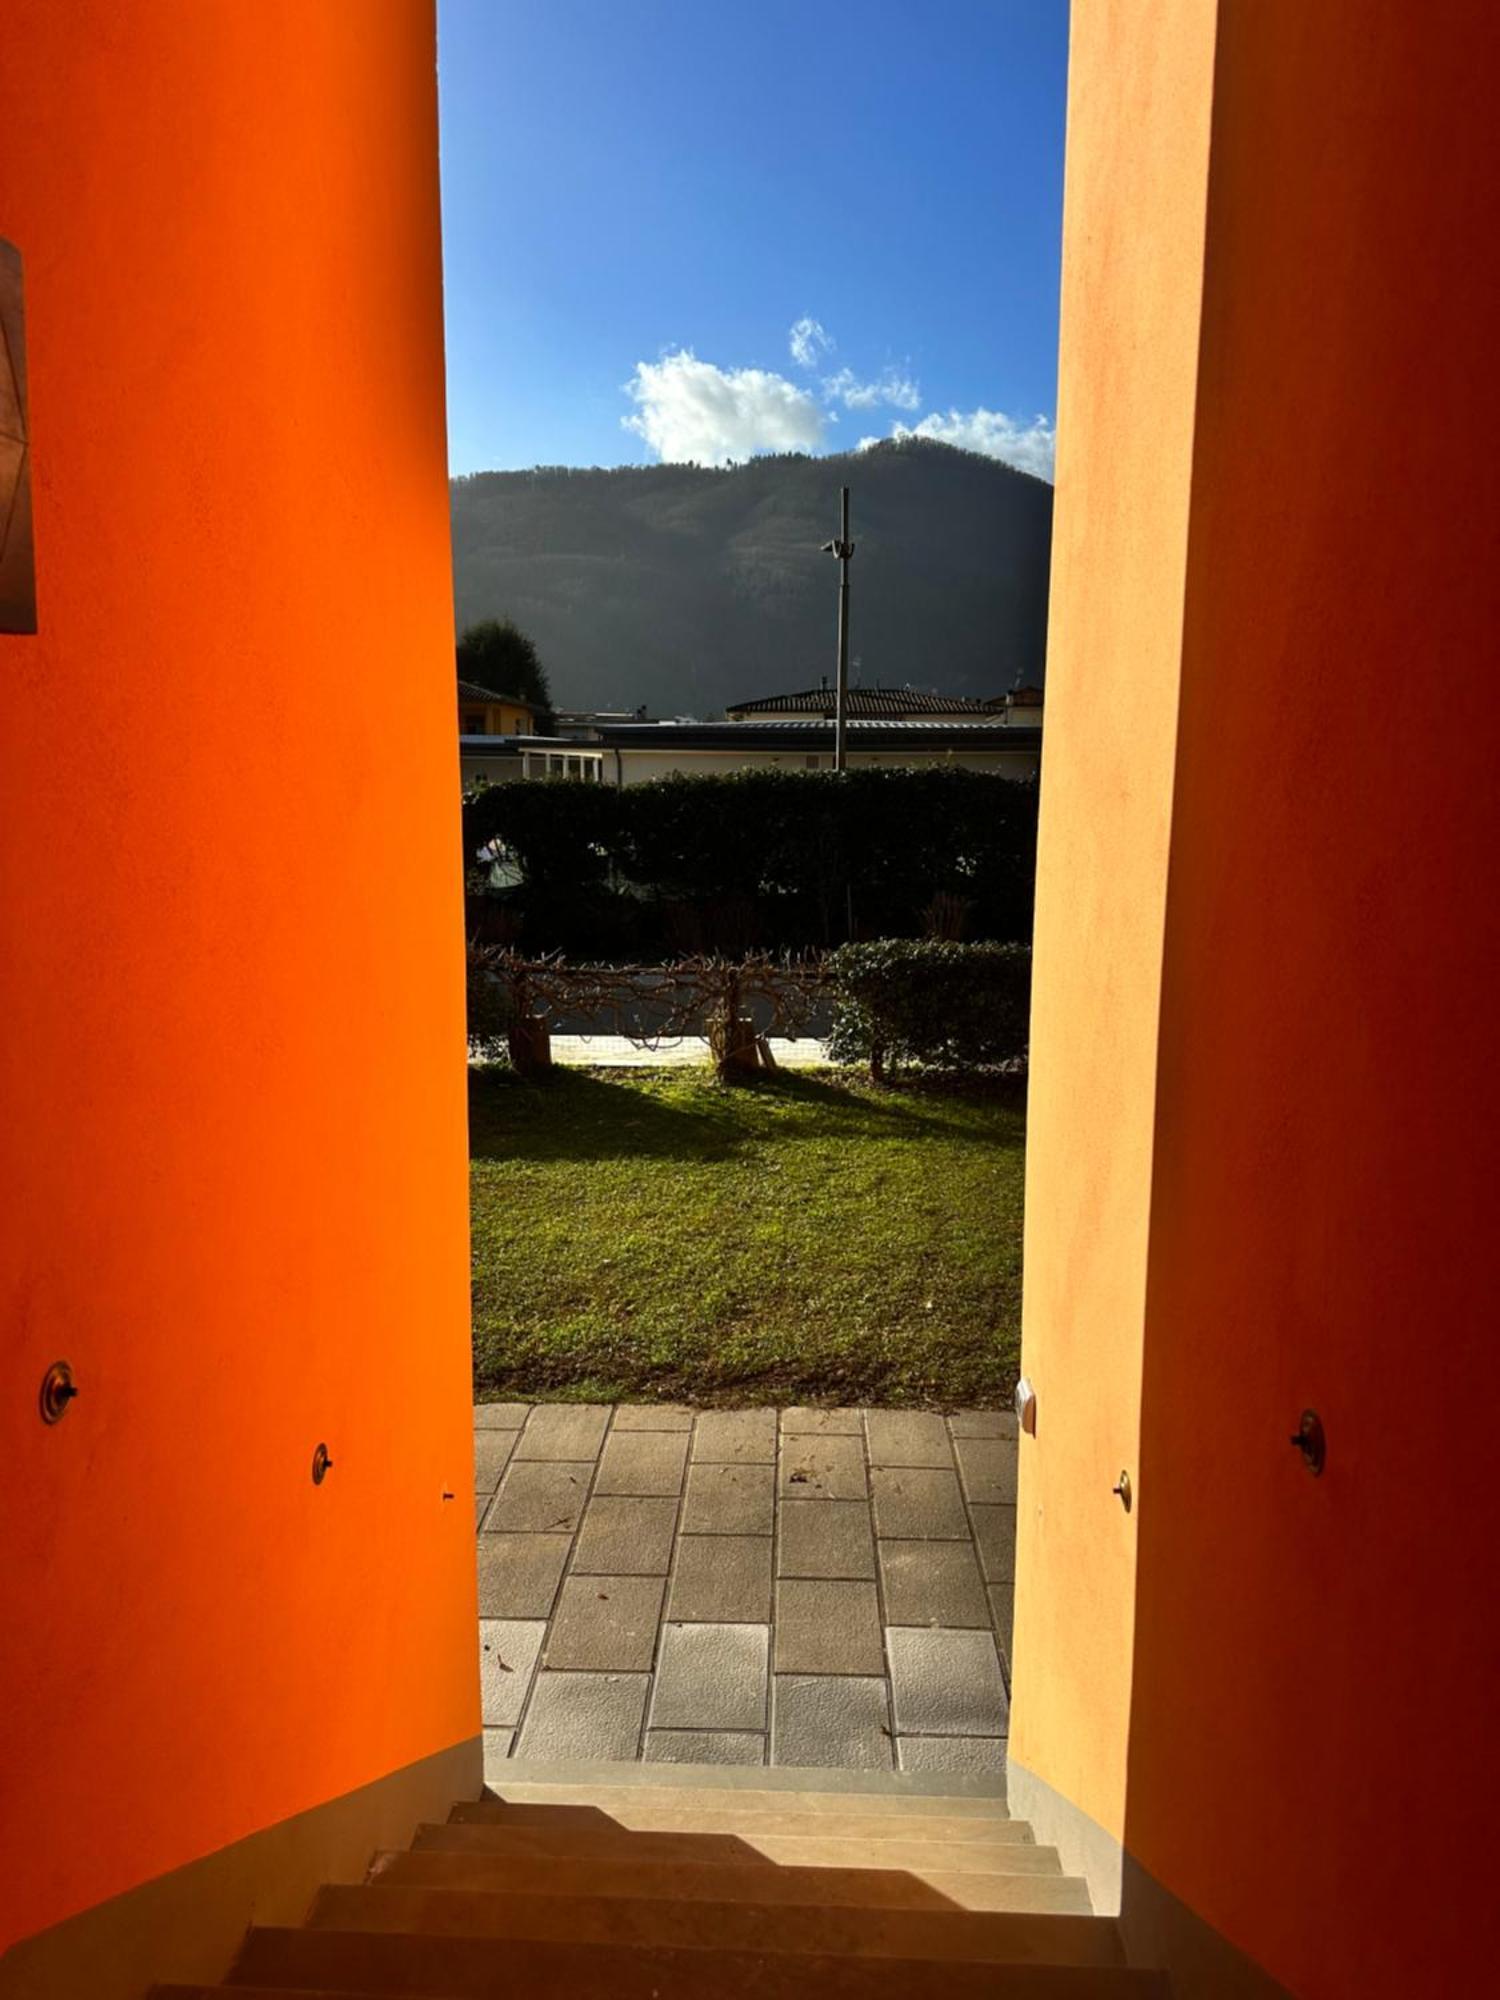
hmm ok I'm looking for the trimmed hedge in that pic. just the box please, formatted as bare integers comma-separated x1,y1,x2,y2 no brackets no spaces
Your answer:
826,938,1032,1076
463,767,1037,958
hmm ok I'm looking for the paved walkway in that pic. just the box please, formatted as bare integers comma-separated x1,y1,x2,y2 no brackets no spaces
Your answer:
474,1402,1016,1779
548,1035,831,1069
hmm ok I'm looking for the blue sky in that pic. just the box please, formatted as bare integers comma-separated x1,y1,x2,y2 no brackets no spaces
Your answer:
437,0,1068,479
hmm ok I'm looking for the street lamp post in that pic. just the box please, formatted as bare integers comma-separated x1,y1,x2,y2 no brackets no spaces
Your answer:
821,486,855,772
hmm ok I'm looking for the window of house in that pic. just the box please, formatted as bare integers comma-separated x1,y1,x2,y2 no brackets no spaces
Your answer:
0,238,36,635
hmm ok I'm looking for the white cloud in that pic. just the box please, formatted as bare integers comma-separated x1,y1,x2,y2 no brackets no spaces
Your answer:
623,349,826,466
822,365,922,414
788,317,833,369
860,406,1056,480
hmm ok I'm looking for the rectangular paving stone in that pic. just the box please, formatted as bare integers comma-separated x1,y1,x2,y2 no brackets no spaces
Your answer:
948,1409,1018,1439
887,1627,1009,1737
870,1465,969,1538
474,1402,531,1429
692,1409,779,1463
516,1672,650,1760
779,1434,868,1501
878,1540,990,1627
478,1619,545,1728
772,1675,893,1770
484,1460,593,1535
572,1496,678,1575
864,1411,953,1468
473,1429,516,1493
611,1404,695,1431
971,1503,1017,1582
645,1730,767,1766
780,1406,864,1435
544,1574,665,1671
668,1535,773,1622
898,1735,1007,1775
773,1579,884,1675
955,1435,1018,1504
594,1429,689,1498
650,1622,770,1731
777,1500,875,1580
990,1584,1015,1673
514,1403,610,1462
476,1532,571,1618
680,1462,774,1534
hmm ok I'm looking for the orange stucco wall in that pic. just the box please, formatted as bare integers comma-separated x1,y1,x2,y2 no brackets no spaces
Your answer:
1016,3,1499,1993
0,0,476,1954
1010,0,1218,1851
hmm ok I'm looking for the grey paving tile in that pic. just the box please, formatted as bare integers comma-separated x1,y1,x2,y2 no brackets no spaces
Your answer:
594,1429,689,1498
478,1619,545,1728
692,1409,779,1463
650,1622,770,1731
864,1411,954,1468
474,1402,531,1429
572,1495,678,1575
645,1730,767,1766
612,1404,694,1432
989,1584,1015,1670
680,1462,775,1534
779,1434,868,1501
668,1535,773,1622
485,1460,593,1534
544,1574,665,1671
898,1735,1008,1774
772,1676,893,1770
476,1532,571,1618
780,1406,864,1435
475,1492,492,1530
514,1404,610,1461
473,1429,516,1493
516,1672,650,1760
482,1727,514,1768
878,1539,991,1627
971,1503,1017,1582
778,1500,875,1580
774,1579,884,1675
948,1409,1018,1439
955,1435,1018,1504
887,1627,1009,1737
870,1465,969,1538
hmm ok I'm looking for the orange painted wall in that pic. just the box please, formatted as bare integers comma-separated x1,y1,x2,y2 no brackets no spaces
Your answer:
0,0,476,1954
1017,3,1500,1993
1010,0,1218,1849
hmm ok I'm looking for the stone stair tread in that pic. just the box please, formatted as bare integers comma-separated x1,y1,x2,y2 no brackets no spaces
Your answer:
225,1929,1167,1996
491,1758,1009,1802
311,1882,1125,1967
412,1819,1060,1875
372,1846,1093,1915
452,1799,1033,1843
486,1773,1010,1816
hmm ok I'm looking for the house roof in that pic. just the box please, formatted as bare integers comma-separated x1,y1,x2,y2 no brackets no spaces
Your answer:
586,719,1042,752
725,685,1005,719
459,680,537,709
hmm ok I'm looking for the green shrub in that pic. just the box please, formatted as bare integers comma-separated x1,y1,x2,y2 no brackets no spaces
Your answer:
826,938,1032,1076
466,942,517,1058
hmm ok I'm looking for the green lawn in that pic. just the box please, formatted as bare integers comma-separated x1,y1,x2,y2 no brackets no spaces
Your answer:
470,1066,1025,1407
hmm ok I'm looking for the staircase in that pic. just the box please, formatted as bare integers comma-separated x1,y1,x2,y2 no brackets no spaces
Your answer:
153,1763,1165,1997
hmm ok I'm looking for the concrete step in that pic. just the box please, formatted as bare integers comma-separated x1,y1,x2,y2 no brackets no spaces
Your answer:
485,1777,1013,1819
412,1818,1061,1876
491,1757,1008,1802
311,1881,1126,1968
451,1798,1036,1845
223,1930,1167,1996
373,1845,1093,1915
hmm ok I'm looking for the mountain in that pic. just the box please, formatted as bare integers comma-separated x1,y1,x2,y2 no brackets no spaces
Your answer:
449,438,1053,718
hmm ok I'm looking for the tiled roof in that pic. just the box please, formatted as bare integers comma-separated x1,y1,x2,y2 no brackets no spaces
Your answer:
726,685,1004,718
459,680,536,708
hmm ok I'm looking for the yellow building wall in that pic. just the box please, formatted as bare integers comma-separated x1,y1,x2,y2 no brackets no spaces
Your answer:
1009,0,1218,1855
